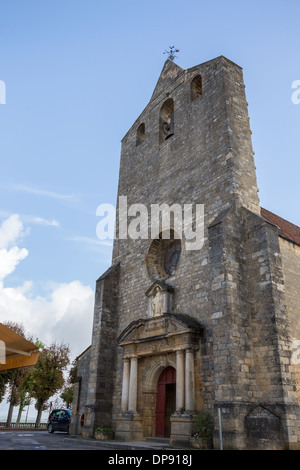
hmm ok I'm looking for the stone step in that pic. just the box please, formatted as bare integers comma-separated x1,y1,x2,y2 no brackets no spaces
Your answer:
146,437,170,445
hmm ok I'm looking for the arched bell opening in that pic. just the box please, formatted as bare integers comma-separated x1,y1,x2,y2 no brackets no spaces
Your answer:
159,98,174,143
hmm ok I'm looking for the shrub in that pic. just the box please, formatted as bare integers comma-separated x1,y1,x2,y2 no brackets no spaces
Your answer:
95,427,113,433
193,410,213,439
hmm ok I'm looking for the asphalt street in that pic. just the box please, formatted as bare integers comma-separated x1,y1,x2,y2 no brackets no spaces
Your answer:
0,430,108,450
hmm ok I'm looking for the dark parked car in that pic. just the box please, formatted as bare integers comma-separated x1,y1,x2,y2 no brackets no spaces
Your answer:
47,408,72,433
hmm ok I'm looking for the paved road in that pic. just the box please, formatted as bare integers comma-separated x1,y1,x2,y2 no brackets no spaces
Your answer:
0,430,108,450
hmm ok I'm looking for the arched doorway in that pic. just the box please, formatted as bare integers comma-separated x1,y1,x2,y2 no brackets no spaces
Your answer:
155,366,176,437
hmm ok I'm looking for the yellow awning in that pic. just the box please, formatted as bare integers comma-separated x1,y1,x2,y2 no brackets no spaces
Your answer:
0,322,39,371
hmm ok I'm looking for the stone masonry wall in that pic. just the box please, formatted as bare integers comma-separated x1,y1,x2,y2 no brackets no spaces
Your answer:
84,55,300,448
280,238,300,404
81,263,120,438
242,209,300,448
110,56,261,442
112,57,259,336
69,347,91,435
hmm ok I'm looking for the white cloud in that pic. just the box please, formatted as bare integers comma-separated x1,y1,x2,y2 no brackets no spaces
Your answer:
0,246,28,282
0,215,29,283
0,215,94,359
0,214,27,249
25,216,60,227
7,184,79,202
66,234,113,247
0,210,60,229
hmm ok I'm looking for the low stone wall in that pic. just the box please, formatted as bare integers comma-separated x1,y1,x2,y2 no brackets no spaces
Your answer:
0,422,47,429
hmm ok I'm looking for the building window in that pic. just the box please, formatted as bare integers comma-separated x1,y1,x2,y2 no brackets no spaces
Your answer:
136,122,145,146
191,75,202,101
146,230,181,280
159,98,174,144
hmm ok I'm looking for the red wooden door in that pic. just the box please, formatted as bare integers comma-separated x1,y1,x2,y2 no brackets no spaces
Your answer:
155,367,176,437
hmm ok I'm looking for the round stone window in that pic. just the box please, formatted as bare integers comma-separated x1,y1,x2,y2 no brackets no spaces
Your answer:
146,231,181,280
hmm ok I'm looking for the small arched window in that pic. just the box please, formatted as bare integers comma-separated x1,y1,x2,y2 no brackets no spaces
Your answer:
159,98,174,144
191,75,202,101
136,122,145,146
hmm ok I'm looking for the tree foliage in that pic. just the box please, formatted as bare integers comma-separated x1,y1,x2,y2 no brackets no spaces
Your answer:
31,342,70,426
59,358,78,408
0,321,72,426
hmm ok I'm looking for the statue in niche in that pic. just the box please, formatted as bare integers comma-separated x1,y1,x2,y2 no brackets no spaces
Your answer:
145,281,174,318
151,286,162,316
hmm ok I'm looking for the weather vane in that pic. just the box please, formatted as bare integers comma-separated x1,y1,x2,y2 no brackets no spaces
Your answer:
163,46,180,62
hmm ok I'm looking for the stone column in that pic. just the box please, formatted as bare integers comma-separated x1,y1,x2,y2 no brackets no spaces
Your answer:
128,356,138,412
185,349,195,412
121,358,130,412
176,350,185,411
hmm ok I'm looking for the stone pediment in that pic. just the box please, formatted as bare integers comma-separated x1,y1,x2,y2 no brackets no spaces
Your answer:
145,281,174,297
118,313,203,348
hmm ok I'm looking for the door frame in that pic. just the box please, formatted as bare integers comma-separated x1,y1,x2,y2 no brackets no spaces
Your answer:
155,366,176,437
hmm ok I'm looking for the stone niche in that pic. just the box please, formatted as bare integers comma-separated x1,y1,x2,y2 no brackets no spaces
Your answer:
116,312,203,444
145,281,174,317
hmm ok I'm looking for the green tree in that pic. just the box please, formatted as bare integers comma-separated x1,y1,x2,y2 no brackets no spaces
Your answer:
15,339,44,426
31,342,70,427
0,369,14,403
60,385,73,409
15,368,35,425
60,359,78,408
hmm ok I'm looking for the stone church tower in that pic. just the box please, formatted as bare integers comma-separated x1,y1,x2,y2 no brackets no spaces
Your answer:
71,56,300,449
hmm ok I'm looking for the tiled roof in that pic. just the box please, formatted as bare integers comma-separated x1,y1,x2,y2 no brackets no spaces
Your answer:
261,207,300,246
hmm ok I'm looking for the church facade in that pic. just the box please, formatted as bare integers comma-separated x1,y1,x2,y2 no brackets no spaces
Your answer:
70,56,300,449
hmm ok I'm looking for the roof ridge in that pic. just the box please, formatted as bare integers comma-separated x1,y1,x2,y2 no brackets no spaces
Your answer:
261,207,300,246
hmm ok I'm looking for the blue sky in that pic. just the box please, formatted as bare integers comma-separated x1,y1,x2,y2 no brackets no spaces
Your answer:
0,0,299,358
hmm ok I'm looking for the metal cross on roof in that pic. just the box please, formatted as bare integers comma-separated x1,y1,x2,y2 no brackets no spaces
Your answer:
163,46,180,61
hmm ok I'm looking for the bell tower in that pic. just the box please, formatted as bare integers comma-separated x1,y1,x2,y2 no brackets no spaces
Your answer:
80,56,300,449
